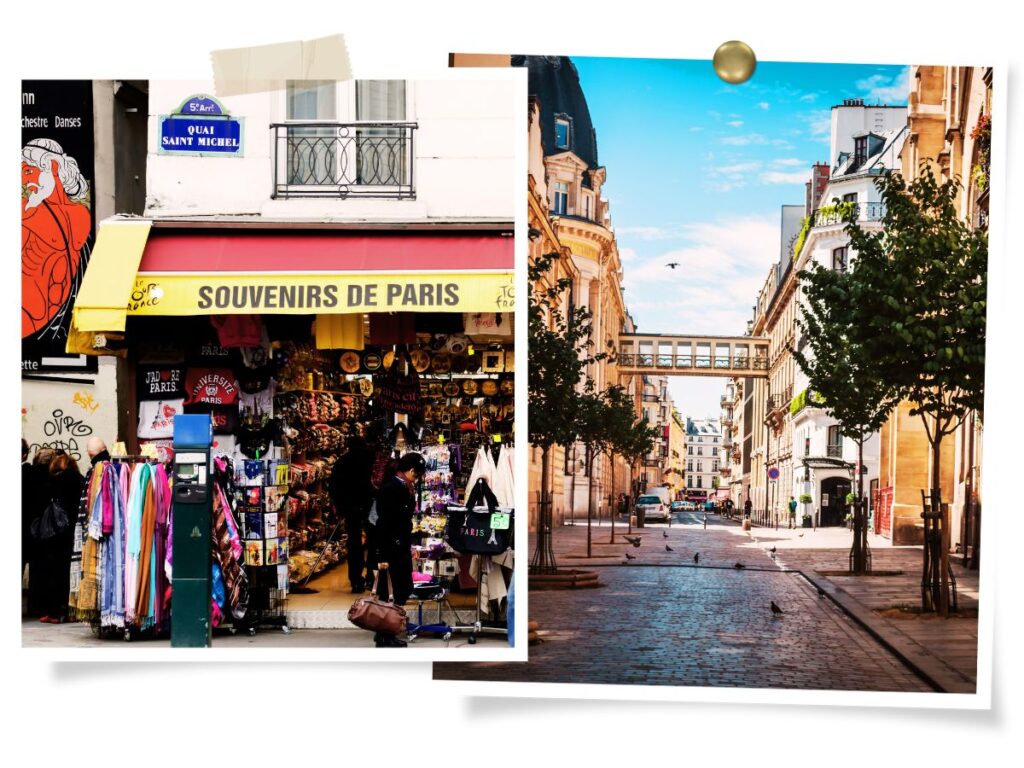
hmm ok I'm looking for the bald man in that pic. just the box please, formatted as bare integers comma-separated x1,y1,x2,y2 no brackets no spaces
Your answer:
86,437,110,466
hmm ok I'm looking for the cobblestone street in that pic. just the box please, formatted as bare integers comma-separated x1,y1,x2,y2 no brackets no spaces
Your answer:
435,514,968,691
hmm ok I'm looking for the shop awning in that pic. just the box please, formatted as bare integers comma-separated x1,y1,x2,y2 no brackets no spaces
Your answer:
71,220,153,331
127,230,514,316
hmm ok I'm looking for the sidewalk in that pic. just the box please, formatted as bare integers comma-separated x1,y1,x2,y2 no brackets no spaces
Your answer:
542,515,979,693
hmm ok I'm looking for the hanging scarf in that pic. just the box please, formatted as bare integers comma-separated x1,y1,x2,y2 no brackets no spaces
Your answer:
151,465,171,632
124,463,149,626
133,469,158,629
74,465,107,621
100,463,127,628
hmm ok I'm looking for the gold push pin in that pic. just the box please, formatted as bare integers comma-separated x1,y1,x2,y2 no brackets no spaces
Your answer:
713,41,757,84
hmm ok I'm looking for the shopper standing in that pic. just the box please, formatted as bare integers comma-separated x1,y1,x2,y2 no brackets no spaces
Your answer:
25,447,55,617
372,452,425,648
21,440,34,588
38,452,83,623
788,495,799,528
328,436,376,593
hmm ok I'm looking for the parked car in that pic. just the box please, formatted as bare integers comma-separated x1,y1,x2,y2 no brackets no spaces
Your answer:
681,501,696,511
636,494,671,522
670,500,686,513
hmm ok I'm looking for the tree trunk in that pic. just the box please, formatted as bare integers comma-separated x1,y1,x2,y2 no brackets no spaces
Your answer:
586,445,594,559
608,452,616,544
529,443,557,574
925,414,950,616
851,439,865,573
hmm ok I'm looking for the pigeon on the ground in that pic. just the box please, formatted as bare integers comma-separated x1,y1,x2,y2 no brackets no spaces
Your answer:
769,551,777,560
734,562,746,569
663,530,668,538
798,533,804,538
693,553,700,564
769,546,777,553
624,552,636,561
623,535,642,547
770,601,783,615
665,544,674,552
817,587,826,598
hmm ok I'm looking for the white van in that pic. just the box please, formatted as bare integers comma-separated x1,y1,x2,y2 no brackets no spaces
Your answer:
643,487,672,506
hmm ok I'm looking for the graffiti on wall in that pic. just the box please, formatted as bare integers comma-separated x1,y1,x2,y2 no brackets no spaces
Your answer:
27,408,95,463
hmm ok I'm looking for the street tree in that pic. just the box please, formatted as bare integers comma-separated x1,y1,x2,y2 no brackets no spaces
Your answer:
843,164,987,613
528,251,604,573
793,262,901,573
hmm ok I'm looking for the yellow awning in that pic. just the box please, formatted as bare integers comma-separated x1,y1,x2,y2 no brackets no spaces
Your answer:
71,219,152,332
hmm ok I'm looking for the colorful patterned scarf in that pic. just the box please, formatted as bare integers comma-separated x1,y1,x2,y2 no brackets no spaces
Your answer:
72,466,106,621
100,463,127,628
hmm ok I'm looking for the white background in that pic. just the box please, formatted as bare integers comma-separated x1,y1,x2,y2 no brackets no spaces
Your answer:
3,2,1019,765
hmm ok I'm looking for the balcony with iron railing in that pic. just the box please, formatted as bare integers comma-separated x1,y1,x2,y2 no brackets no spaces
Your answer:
812,201,885,228
826,444,843,458
271,121,418,199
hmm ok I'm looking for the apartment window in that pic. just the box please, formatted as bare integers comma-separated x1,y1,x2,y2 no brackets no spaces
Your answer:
805,437,811,456
697,462,703,472
832,246,848,272
713,461,719,471
697,447,703,456
687,460,693,471
853,136,867,168
555,117,570,149
843,192,858,204
688,476,693,487
553,181,568,215
696,477,702,488
355,80,407,185
688,447,693,455
286,80,337,185
583,193,591,220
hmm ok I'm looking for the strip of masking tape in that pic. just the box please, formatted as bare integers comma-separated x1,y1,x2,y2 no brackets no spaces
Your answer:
211,34,351,98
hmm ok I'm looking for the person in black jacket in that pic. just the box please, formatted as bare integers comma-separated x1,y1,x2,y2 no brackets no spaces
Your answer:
372,451,425,648
327,436,375,593
21,440,33,587
35,451,83,623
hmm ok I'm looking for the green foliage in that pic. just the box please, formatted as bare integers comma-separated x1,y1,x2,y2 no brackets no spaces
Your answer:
527,252,605,448
789,387,826,416
799,493,813,504
843,164,987,429
791,216,811,262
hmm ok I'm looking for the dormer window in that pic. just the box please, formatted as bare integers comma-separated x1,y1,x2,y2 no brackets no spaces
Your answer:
852,136,868,170
555,116,571,150
552,181,568,215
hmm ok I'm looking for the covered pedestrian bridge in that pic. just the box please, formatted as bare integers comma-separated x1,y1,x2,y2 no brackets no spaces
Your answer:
617,333,770,378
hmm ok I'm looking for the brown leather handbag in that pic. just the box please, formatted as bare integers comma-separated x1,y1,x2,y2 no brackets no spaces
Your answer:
347,571,408,636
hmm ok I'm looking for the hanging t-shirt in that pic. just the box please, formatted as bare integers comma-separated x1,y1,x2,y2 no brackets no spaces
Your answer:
211,315,264,348
184,368,239,407
137,399,184,439
137,365,186,401
185,402,239,435
239,381,276,419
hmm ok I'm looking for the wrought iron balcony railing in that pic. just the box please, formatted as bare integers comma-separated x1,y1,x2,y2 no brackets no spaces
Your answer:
272,121,417,199
813,201,885,228
826,444,843,458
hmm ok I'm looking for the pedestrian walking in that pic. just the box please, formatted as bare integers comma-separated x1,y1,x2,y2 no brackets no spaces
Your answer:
788,495,798,529
743,496,752,519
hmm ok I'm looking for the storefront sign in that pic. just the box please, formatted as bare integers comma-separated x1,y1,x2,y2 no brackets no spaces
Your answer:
158,94,244,157
126,272,515,315
21,80,97,373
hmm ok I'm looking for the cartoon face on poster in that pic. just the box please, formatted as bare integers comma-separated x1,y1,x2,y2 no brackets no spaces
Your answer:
21,81,96,372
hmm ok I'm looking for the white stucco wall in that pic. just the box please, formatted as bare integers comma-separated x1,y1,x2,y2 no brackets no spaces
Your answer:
22,357,120,474
146,78,515,221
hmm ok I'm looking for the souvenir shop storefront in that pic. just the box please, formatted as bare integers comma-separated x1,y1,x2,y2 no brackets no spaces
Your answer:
67,220,516,637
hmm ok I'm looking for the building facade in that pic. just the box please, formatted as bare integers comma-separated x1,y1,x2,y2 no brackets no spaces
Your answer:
684,417,722,501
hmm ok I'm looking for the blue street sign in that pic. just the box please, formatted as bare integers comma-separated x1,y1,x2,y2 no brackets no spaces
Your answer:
768,467,780,480
158,94,244,157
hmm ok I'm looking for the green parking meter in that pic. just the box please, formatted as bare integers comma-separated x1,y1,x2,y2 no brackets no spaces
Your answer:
171,414,213,648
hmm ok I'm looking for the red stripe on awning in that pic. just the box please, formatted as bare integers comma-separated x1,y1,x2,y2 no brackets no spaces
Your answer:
137,232,513,273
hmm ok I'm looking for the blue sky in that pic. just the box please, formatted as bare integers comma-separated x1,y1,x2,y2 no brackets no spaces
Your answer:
572,57,909,420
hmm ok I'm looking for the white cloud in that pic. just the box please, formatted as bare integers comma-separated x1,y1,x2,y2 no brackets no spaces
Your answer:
618,246,638,262
760,170,811,184
689,126,704,132
800,93,819,102
721,133,764,146
716,161,761,174
618,216,779,337
616,226,678,241
707,180,746,193
772,157,806,167
757,101,771,110
856,69,910,103
727,120,744,127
